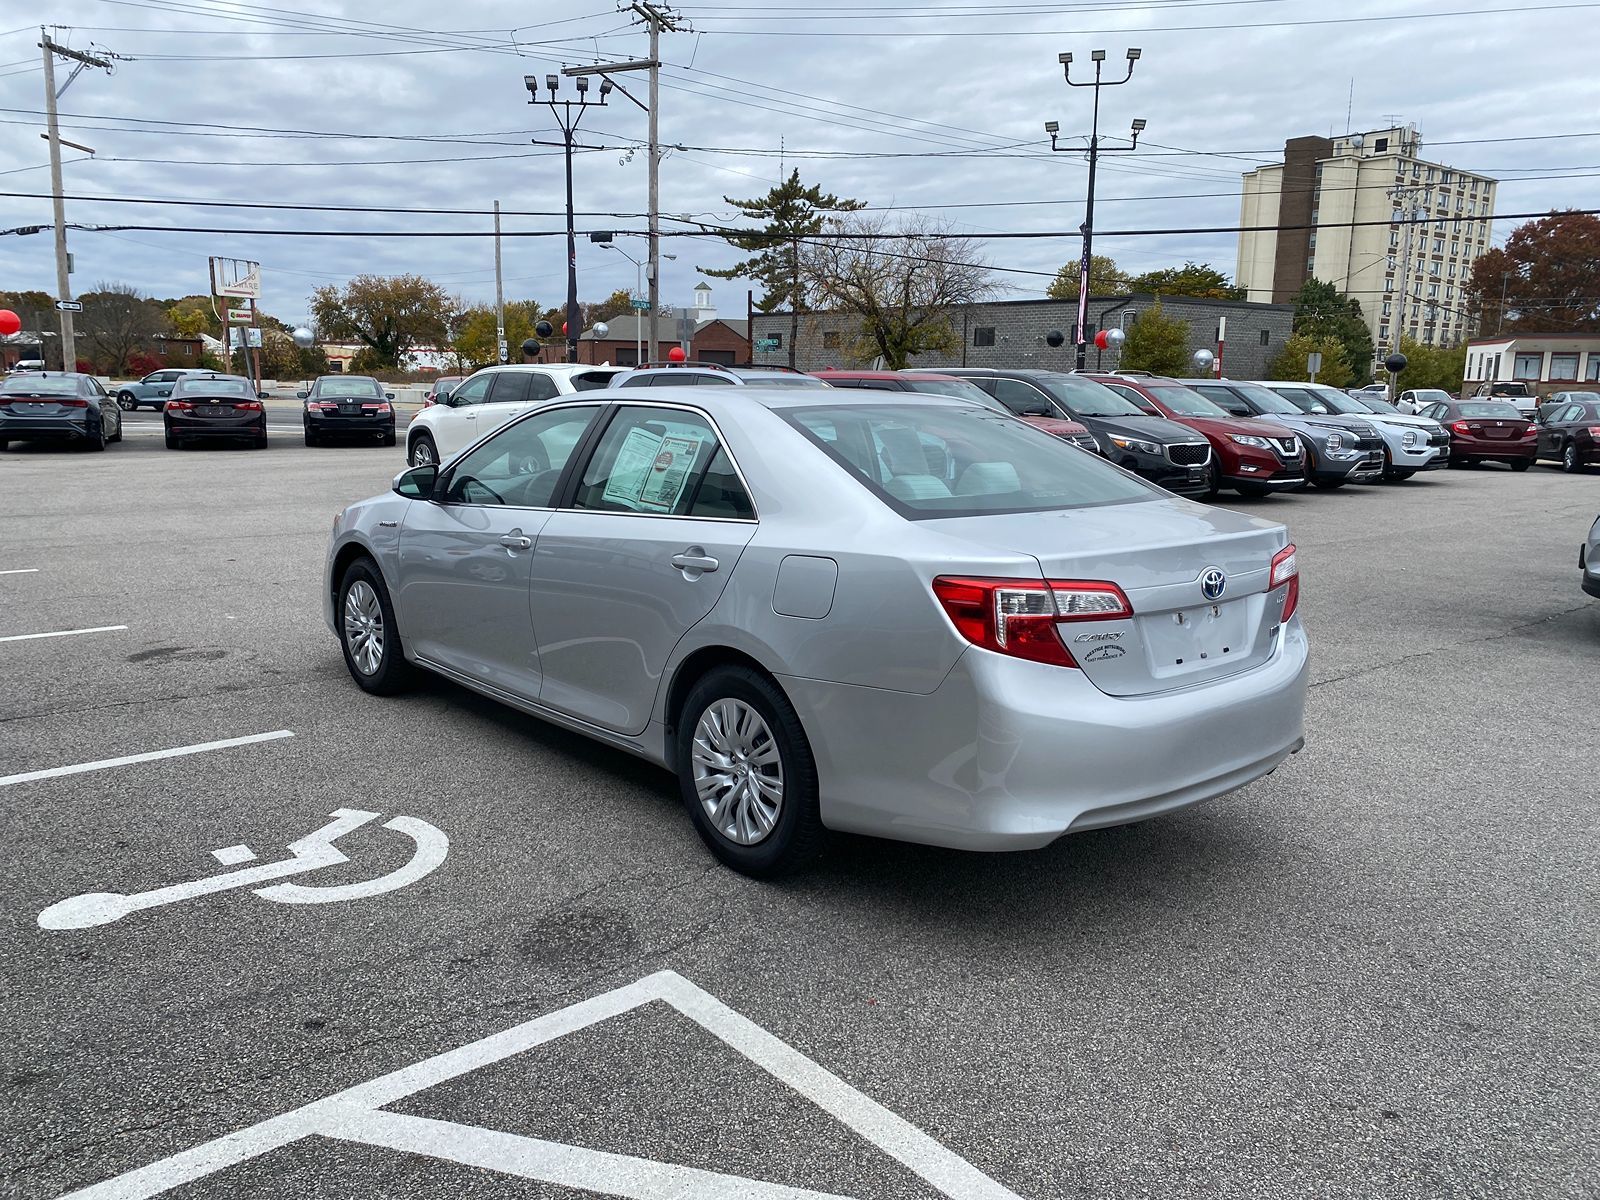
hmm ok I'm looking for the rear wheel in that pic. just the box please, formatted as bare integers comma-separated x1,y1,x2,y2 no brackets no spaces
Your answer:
84,420,106,452
676,665,822,878
337,559,416,695
1563,442,1582,473
165,431,179,450
304,426,318,447
254,432,269,450
382,431,397,447
409,433,438,467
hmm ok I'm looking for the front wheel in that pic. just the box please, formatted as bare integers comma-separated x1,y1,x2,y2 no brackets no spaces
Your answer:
1310,477,1345,490
1389,469,1416,481
1201,462,1220,500
408,433,438,467
676,666,823,878
1235,483,1273,498
337,559,416,695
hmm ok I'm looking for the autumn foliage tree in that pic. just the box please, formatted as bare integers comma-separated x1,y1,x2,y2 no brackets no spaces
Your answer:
1467,210,1600,334
1046,254,1130,300
1119,300,1191,375
310,274,452,368
1126,262,1245,300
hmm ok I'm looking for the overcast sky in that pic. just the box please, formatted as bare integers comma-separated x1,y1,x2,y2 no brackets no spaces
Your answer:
1,0,1595,326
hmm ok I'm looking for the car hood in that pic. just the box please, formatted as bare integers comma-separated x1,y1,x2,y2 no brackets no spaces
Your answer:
1077,413,1208,444
1362,412,1441,431
1274,412,1376,437
1166,414,1296,440
1020,415,1091,437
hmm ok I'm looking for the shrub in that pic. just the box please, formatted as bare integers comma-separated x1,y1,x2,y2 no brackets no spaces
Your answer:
125,352,163,377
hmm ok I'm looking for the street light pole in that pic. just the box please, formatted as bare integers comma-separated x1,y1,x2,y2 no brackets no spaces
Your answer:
527,73,610,364
1046,48,1144,373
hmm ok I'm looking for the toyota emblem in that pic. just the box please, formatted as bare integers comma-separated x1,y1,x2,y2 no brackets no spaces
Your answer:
1200,567,1227,601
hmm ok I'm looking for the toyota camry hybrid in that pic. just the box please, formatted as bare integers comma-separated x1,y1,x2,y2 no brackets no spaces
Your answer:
326,388,1308,876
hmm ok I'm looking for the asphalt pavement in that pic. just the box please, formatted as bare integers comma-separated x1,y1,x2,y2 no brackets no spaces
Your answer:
1,425,1596,1199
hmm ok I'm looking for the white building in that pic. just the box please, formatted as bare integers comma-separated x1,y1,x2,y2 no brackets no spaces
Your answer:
1237,126,1497,360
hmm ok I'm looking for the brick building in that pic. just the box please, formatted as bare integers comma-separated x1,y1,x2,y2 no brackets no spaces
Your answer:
577,283,750,366
750,294,1295,379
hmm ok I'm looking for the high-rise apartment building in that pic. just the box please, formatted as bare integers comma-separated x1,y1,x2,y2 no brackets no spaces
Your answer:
1236,126,1497,361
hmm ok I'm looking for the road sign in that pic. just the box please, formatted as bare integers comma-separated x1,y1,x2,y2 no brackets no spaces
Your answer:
54,300,83,312
755,338,779,351
630,299,650,311
1306,351,1323,381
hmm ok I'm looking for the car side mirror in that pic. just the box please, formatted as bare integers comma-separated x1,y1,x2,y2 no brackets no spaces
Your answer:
385,392,396,400
295,390,308,399
257,390,269,400
437,388,454,404
393,464,438,499
1021,404,1052,417
1309,403,1328,414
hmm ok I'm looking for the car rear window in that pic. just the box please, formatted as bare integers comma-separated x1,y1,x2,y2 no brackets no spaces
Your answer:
314,377,384,398
1459,402,1522,419
175,378,252,396
784,404,1156,518
1,375,80,395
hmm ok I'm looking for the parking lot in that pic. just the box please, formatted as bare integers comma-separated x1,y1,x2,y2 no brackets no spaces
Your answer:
3,426,1596,1199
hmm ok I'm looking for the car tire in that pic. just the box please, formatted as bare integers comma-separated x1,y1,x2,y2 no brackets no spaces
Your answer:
382,431,397,447
409,433,439,468
254,432,269,450
1201,463,1220,500
336,558,416,696
1235,483,1272,498
675,665,823,878
1562,442,1582,473
304,427,318,447
1310,477,1345,490
0,439,9,450
85,420,107,452
1389,469,1415,481
109,413,123,443
117,393,136,411
1510,458,1532,472
165,431,179,450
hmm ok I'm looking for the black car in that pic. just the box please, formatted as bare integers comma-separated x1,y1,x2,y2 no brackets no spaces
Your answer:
938,368,1214,495
1188,379,1385,489
0,371,122,451
300,375,397,446
163,373,268,449
1534,396,1600,473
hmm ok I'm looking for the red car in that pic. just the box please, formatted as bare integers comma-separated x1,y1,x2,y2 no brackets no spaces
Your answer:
1085,373,1307,497
420,375,463,409
812,369,1101,454
1411,398,1536,470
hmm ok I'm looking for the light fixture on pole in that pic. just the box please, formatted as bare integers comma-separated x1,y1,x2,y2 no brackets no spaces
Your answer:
1045,47,1144,372
527,72,611,363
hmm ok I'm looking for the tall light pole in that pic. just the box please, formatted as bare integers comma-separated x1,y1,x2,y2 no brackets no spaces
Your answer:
527,73,610,363
597,239,673,365
1046,47,1144,372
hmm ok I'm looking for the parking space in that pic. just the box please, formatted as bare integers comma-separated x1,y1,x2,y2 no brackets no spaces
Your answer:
2,435,1597,1199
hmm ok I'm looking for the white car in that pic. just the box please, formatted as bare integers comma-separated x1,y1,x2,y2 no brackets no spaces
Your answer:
405,364,624,466
1396,387,1455,415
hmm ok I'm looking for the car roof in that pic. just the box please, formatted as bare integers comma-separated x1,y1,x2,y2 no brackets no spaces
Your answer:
477,363,623,374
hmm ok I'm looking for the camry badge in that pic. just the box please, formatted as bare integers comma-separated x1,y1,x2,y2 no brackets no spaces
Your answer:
1074,630,1123,643
1200,567,1227,601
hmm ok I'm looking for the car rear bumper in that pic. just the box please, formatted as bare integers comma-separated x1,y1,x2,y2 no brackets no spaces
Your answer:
1453,436,1536,459
307,414,396,435
0,416,91,441
166,417,264,439
783,621,1309,851
1584,572,1600,598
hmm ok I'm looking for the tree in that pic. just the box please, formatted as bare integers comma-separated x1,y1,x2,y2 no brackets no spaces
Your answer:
77,282,172,373
802,214,996,369
1467,210,1600,334
309,274,452,368
1120,300,1191,375
1126,262,1245,300
1393,336,1467,394
166,295,221,339
587,289,635,326
1268,332,1354,388
451,299,541,370
1046,254,1129,300
698,169,863,367
1289,279,1375,385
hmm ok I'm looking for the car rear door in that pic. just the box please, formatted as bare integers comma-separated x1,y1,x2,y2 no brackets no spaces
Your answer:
528,402,758,735
478,371,559,442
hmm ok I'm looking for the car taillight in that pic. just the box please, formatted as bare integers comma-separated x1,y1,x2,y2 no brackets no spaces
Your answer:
1270,543,1299,624
56,398,89,408
1451,420,1472,434
1588,426,1600,437
362,402,392,413
166,400,193,411
932,576,1132,668
315,401,338,410
236,401,263,411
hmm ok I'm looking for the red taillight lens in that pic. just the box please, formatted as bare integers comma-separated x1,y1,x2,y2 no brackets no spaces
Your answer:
362,402,392,413
1270,543,1299,624
1520,425,1537,438
932,576,1132,668
166,399,193,411
236,400,263,411
1451,420,1471,434
57,398,88,408
1587,426,1600,437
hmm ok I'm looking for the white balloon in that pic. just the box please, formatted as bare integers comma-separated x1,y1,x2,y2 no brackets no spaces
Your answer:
593,321,610,339
291,327,315,349
1105,327,1126,347
1192,349,1215,369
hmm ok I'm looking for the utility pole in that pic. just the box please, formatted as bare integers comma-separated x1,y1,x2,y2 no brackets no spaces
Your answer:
1387,184,1422,397
493,200,506,363
1046,48,1144,372
39,30,111,372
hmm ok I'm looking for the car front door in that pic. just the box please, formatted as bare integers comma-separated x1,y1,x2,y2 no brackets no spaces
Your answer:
477,370,560,442
429,372,494,459
529,403,759,735
395,403,604,699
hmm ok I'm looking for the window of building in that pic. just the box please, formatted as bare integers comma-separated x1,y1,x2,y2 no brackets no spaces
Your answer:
1412,162,1421,177
1389,229,1400,247
1382,301,1392,317
769,332,782,349
1310,208,1319,224
1307,256,1315,273
1308,233,1317,250
1429,261,1440,276
1433,238,1444,254
1587,355,1600,381
1441,171,1452,185
1374,137,1389,152
1514,352,1544,380
1384,275,1394,294
1259,328,1270,346
972,326,995,348
1428,283,1439,298
822,330,841,348
1120,309,1137,330
1379,323,1390,340
1550,352,1579,380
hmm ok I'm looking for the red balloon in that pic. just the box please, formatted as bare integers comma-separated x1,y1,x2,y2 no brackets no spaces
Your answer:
0,309,20,337
561,321,568,335
667,346,686,362
1094,329,1110,350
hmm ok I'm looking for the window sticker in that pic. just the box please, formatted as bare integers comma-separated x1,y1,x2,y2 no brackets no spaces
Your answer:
601,427,707,512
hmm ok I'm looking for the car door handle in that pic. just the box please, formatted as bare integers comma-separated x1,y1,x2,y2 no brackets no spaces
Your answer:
499,534,533,550
671,552,719,573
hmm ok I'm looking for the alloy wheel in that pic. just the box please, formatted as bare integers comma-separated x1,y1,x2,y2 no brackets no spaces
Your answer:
410,438,436,467
1564,443,1579,473
342,580,385,676
691,698,784,846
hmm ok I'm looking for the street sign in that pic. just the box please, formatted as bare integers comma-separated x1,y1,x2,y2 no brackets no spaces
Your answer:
226,307,253,324
630,299,650,311
54,300,83,312
1306,350,1323,383
755,338,779,351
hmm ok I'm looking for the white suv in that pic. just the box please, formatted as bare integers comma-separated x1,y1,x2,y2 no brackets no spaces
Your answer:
405,364,623,466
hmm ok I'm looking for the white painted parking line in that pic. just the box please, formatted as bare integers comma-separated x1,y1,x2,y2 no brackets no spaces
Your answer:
55,970,1024,1200
0,730,293,789
0,568,41,575
0,624,127,644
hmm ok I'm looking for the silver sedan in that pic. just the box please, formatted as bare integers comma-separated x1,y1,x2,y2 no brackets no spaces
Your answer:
325,389,1309,875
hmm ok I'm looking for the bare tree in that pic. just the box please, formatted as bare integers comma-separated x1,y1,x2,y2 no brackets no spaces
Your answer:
801,214,997,369
77,282,171,373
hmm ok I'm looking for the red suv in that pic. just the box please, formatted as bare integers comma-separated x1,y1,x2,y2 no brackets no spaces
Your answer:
1085,374,1307,497
812,369,1101,454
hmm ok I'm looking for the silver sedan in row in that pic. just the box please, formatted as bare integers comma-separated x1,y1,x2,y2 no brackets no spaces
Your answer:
326,388,1309,875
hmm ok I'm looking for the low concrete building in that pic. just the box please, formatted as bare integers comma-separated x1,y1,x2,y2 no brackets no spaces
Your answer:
1463,334,1600,398
750,295,1294,379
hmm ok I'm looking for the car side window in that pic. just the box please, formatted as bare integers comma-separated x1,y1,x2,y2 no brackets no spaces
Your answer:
572,406,753,519
1106,384,1159,414
685,374,736,386
1558,404,1582,422
449,375,494,406
571,370,616,392
87,377,107,396
441,405,600,508
619,372,662,387
989,378,1050,414
1192,385,1248,416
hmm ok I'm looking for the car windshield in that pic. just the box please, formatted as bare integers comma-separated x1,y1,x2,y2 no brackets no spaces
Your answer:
1459,402,1522,419
1031,372,1145,417
1269,385,1349,415
0,375,79,395
1490,384,1531,396
1303,387,1368,415
313,376,384,398
1216,381,1303,415
784,403,1155,519
902,378,1009,411
1346,394,1403,415
1144,385,1229,418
